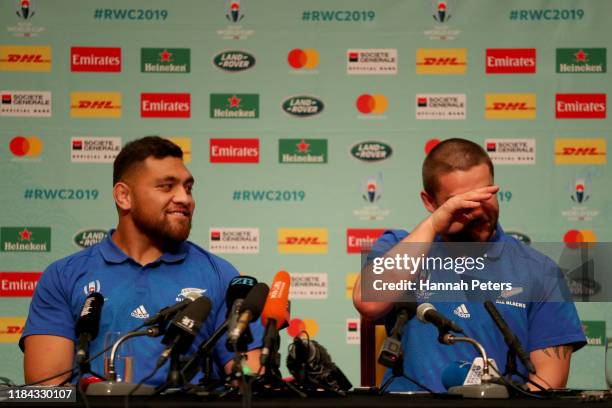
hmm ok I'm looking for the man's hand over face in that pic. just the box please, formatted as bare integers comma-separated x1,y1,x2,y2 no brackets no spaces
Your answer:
430,185,499,236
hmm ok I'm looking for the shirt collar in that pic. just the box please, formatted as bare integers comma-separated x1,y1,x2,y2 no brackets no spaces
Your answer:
99,229,189,265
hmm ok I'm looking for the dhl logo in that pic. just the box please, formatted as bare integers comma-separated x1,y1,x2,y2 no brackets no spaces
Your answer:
485,94,536,119
555,138,606,165
70,92,122,118
0,317,26,343
278,228,328,254
167,137,192,163
0,46,51,72
416,48,466,74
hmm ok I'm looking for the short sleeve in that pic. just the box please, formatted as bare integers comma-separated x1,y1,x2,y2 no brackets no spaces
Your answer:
527,258,586,352
20,261,76,351
364,229,408,267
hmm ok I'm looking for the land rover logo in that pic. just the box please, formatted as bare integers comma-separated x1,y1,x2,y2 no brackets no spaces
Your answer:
350,141,393,162
74,229,107,248
213,51,256,72
282,96,324,117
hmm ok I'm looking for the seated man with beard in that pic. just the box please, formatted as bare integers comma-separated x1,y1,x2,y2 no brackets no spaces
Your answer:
21,136,263,386
353,138,586,392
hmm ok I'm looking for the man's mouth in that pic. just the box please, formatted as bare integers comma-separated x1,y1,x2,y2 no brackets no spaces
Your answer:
167,209,191,218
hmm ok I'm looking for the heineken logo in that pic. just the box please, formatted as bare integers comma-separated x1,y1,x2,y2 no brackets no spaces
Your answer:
279,139,327,164
556,48,606,74
350,141,392,162
581,321,605,346
74,229,107,249
0,227,50,252
213,50,255,72
210,94,259,118
282,96,324,117
141,48,190,73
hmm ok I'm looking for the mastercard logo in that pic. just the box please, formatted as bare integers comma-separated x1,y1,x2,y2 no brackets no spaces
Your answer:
425,138,441,154
356,94,388,115
9,136,43,157
287,318,319,338
288,48,319,70
564,229,597,249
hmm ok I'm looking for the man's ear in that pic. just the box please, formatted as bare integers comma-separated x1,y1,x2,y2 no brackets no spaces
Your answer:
420,190,437,214
113,182,131,211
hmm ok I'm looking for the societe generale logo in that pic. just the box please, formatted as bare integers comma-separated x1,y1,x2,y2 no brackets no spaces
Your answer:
555,93,606,119
0,45,51,72
278,228,328,254
485,93,536,120
70,92,122,118
416,48,466,74
485,48,536,74
346,228,386,254
555,138,606,165
209,138,259,163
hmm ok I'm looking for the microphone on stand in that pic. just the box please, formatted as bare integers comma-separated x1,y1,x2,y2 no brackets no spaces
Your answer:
226,283,269,350
75,292,104,366
260,271,291,366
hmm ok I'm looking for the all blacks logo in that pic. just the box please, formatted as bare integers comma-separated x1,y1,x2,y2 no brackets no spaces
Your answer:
282,96,324,117
213,50,256,72
350,141,392,162
74,229,107,248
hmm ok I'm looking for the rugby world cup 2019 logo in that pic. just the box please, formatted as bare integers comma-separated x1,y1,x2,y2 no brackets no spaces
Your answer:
561,172,599,222
362,173,383,203
226,0,244,23
16,0,35,20
569,176,591,204
432,0,453,23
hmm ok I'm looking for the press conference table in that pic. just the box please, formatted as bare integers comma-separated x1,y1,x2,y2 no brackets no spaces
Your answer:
3,392,611,408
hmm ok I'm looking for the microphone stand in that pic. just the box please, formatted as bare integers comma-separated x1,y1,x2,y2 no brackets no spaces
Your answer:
441,333,509,399
86,328,159,396
252,323,306,398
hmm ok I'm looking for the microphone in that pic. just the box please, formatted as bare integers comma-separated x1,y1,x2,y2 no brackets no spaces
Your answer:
484,300,536,374
179,275,258,383
260,271,291,365
75,292,104,365
143,290,203,327
158,296,212,366
416,303,464,335
226,282,269,348
226,275,258,313
378,302,416,367
287,335,353,394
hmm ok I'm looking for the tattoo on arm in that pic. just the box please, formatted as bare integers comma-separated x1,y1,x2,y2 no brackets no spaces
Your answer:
540,345,572,360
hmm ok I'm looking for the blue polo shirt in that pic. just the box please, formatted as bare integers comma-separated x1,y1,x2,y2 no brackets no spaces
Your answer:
371,225,586,392
20,230,263,385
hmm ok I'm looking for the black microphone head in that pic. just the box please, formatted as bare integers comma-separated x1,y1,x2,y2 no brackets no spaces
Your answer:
239,282,269,320
173,296,212,336
76,292,104,340
226,275,258,310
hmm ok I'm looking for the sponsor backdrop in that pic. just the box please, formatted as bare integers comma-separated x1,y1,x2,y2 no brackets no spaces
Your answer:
0,0,610,388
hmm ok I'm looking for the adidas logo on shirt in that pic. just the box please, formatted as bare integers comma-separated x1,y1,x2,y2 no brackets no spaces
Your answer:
453,304,470,319
131,305,150,319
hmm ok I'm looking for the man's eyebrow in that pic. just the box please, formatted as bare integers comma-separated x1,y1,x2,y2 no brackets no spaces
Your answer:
155,175,195,184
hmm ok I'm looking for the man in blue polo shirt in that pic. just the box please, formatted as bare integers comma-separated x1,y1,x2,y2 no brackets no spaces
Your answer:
21,136,263,386
353,138,586,392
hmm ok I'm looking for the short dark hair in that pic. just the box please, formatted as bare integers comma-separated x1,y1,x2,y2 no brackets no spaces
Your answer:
113,136,183,185
422,138,494,195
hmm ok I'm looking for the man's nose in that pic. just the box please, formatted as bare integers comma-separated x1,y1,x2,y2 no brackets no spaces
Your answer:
173,186,193,205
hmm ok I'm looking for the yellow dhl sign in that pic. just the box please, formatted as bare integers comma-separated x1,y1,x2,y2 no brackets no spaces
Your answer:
0,45,51,72
485,93,536,119
70,92,122,118
278,228,328,254
167,137,192,163
416,48,466,74
555,138,606,165
0,317,26,343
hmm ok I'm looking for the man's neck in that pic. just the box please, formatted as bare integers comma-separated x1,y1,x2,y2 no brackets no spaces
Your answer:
111,222,164,266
